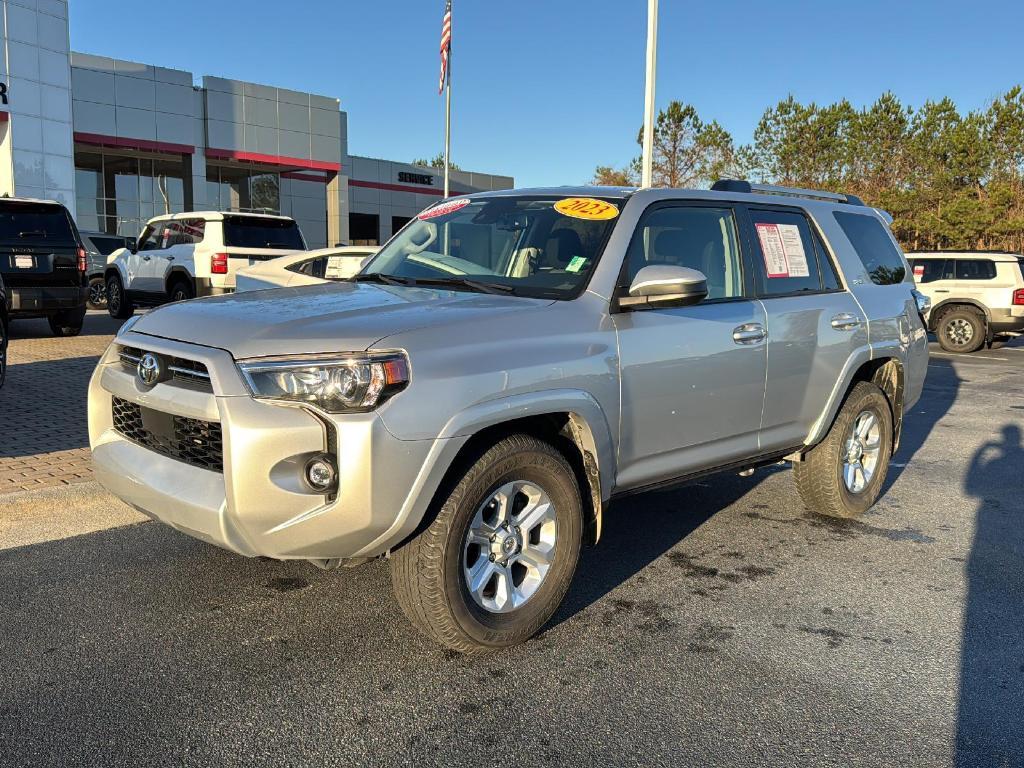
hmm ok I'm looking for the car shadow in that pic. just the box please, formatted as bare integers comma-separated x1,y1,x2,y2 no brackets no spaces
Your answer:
955,423,1024,766
7,312,126,340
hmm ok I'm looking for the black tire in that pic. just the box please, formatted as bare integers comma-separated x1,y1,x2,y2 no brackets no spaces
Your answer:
86,276,107,310
390,434,583,653
0,314,7,388
106,274,134,320
48,306,85,337
936,306,985,353
168,278,194,303
793,381,894,518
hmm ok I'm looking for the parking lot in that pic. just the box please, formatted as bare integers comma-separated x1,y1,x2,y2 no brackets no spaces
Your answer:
1,313,1022,767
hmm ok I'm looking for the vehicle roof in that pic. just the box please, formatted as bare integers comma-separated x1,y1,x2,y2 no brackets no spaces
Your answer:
461,186,878,215
145,210,296,225
908,251,1023,262
0,196,67,207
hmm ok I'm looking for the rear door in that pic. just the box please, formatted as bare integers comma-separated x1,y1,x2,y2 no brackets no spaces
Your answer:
740,205,868,451
0,201,81,290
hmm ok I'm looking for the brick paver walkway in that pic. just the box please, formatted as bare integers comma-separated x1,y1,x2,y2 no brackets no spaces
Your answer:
1,313,127,494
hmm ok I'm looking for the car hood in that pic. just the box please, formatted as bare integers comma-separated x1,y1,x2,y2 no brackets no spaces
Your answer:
130,282,554,359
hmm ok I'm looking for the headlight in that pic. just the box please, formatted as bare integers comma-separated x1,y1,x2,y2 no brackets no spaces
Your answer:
237,353,409,413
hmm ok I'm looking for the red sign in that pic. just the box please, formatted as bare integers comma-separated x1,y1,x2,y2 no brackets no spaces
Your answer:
418,198,470,220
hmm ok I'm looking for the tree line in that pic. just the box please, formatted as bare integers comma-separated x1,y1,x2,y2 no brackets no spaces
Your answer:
593,88,1024,252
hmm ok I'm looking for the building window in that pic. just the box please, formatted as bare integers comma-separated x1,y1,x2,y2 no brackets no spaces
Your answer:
206,166,281,214
73,150,187,236
350,213,379,246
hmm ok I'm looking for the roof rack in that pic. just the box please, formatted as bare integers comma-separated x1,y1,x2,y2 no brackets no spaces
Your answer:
711,179,865,206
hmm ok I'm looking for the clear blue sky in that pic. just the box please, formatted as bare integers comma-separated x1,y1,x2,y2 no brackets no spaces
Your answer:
71,0,1024,187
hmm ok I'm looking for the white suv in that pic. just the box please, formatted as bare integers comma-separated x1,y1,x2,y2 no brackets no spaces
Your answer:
907,251,1024,352
104,212,307,319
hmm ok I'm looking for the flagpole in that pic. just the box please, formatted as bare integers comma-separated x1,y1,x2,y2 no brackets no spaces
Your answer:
641,0,658,188
443,0,452,198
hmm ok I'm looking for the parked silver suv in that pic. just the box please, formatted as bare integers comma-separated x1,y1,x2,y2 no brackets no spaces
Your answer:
88,182,929,651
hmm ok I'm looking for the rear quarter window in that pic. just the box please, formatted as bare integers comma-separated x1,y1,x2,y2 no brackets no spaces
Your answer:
222,217,306,250
954,259,997,280
834,211,907,286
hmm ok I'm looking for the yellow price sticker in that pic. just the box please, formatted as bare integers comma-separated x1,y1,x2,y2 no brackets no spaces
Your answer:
554,197,620,221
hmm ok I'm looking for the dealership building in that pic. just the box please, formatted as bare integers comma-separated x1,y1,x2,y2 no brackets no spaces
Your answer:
0,0,513,249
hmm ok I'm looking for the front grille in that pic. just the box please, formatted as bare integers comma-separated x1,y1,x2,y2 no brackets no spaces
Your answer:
118,346,212,390
111,396,223,472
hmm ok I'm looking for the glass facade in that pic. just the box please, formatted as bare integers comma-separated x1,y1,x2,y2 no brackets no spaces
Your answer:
74,150,188,236
206,165,281,215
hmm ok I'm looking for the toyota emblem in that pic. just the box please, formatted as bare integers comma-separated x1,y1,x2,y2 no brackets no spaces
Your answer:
137,353,164,387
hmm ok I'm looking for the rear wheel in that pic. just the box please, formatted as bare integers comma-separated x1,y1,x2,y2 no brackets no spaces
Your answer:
106,274,134,320
48,305,85,337
936,307,985,353
168,278,193,303
794,381,894,518
390,434,583,653
86,276,107,310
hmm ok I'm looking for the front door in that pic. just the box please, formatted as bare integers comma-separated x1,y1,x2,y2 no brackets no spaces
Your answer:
613,202,768,491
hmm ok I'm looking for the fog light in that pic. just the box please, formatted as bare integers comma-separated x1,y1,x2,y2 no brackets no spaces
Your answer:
304,455,337,492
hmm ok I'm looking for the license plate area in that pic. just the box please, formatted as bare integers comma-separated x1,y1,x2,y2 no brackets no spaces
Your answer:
13,255,34,268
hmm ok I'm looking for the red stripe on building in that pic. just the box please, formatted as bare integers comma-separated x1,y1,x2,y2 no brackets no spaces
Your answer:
73,132,195,155
205,147,341,172
281,171,330,183
348,179,464,197
0,111,9,123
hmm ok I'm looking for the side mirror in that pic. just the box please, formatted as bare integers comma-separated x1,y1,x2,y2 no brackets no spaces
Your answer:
618,265,709,310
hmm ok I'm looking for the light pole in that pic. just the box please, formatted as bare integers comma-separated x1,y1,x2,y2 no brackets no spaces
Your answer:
641,0,658,188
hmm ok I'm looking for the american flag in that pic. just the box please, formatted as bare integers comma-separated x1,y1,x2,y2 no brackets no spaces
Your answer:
438,0,452,94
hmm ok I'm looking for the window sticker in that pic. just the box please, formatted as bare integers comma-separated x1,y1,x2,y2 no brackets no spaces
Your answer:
418,198,471,220
913,264,925,278
755,222,810,278
554,197,619,221
565,255,588,273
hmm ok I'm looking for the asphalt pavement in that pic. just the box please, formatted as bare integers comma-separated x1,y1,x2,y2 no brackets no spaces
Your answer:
1,337,1022,767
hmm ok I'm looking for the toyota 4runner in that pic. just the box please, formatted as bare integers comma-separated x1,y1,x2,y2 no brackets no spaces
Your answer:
88,182,929,652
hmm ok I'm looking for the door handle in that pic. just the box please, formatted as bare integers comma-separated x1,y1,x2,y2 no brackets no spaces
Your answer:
732,323,766,344
142,255,151,261
933,289,949,293
830,312,862,331
167,256,175,261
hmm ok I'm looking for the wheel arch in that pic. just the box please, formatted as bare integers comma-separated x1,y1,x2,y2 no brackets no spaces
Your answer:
804,352,905,454
928,298,989,332
165,267,195,295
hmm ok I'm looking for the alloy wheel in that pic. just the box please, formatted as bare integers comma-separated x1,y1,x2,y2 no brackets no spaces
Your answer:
945,317,974,347
89,281,107,307
843,410,882,494
462,480,557,613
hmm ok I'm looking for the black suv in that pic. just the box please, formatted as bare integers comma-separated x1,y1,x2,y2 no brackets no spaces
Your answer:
0,271,8,387
0,198,88,336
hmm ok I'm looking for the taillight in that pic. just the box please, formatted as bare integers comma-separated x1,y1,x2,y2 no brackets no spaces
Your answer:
212,253,228,274
77,247,87,272
1013,288,1024,306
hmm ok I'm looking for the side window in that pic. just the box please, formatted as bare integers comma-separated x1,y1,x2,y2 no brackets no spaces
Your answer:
291,257,327,278
748,208,824,296
138,223,167,251
623,205,744,300
955,259,996,280
910,259,949,283
833,211,907,285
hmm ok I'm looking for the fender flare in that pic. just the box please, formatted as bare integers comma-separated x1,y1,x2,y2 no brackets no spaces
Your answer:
103,261,128,285
356,390,617,558
928,298,990,331
164,266,195,295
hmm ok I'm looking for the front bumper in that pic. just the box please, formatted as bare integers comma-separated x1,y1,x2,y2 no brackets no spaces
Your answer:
8,285,87,315
88,331,460,561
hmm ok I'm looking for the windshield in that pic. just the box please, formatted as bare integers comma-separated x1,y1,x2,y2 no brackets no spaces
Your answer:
222,216,306,250
0,202,77,246
360,195,623,299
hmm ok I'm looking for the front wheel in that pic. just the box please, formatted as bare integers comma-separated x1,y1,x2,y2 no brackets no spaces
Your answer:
793,381,894,518
390,434,583,653
106,274,134,320
86,276,107,310
936,307,985,353
168,279,193,303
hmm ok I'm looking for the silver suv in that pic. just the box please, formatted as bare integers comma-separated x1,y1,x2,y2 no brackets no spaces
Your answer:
88,182,929,652
906,251,1024,353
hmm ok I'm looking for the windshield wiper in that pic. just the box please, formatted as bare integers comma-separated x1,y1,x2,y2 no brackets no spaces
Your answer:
407,277,516,295
351,273,412,286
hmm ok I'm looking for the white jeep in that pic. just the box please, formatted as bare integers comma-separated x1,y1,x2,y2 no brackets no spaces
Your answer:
104,212,307,318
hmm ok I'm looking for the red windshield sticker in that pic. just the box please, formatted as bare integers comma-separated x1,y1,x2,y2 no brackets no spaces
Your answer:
418,198,471,220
